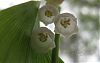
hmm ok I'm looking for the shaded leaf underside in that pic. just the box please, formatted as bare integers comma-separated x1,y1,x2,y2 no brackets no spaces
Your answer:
0,1,64,63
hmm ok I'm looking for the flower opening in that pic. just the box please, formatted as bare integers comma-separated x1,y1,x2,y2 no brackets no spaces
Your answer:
60,18,70,28
38,32,48,42
45,10,53,17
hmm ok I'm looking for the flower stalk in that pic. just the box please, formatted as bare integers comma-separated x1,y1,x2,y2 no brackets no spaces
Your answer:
51,34,60,63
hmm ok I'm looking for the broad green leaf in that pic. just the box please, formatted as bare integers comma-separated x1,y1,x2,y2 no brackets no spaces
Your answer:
0,1,64,63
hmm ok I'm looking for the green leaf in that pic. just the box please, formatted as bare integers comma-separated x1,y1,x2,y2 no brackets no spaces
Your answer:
0,1,64,63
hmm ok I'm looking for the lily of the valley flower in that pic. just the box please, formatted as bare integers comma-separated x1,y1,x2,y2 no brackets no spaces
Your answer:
39,4,59,25
31,27,55,53
54,13,78,38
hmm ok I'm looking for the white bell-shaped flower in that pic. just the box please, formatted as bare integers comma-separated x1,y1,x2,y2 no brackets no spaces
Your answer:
54,13,78,38
31,27,55,53
39,4,59,25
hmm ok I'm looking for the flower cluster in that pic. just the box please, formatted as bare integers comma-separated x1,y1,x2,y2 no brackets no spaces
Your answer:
39,0,78,37
31,0,78,53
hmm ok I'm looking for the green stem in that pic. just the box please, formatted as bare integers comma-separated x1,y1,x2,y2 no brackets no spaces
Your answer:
51,34,60,63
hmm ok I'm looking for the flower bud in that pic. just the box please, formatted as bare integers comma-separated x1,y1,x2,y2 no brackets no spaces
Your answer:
46,0,64,6
31,27,55,53
39,4,59,25
54,13,78,38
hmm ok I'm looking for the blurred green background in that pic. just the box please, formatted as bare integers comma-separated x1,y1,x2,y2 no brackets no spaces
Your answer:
59,0,100,63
